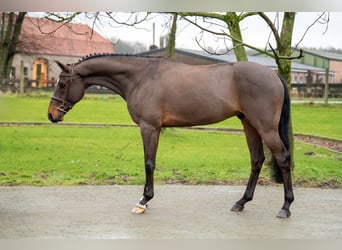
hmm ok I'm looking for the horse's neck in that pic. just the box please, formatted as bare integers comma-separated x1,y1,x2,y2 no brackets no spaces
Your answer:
75,57,143,99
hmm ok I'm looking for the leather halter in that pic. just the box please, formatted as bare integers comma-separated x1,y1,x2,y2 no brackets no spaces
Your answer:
50,95,74,114
50,72,74,114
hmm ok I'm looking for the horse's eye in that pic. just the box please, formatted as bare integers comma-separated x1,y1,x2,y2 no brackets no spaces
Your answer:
59,82,66,88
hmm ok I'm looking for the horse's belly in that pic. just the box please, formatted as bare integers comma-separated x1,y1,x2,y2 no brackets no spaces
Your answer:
161,103,235,127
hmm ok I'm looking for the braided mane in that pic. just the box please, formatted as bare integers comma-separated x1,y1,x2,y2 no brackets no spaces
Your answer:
70,53,165,66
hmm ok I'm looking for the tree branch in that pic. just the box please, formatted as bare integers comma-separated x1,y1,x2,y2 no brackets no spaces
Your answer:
45,12,82,22
239,12,259,21
269,43,303,61
180,12,303,61
194,31,235,55
258,12,282,46
179,12,226,21
104,12,151,28
293,12,328,50
28,16,88,37
180,14,275,58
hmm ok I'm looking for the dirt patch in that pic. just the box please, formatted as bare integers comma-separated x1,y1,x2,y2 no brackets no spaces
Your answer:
295,135,342,153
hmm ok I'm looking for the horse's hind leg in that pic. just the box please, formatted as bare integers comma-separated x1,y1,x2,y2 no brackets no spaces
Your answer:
262,130,294,218
231,118,265,212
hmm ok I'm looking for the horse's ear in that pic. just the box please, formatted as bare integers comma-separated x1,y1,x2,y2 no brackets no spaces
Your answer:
55,61,70,73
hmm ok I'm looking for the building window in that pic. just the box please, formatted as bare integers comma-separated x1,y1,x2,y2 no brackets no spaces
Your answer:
10,67,16,78
23,67,28,76
299,76,304,84
294,76,298,83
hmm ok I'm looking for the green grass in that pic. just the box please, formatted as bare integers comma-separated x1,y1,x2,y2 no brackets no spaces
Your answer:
0,125,341,187
291,103,342,139
0,126,142,185
0,93,341,187
0,126,249,186
0,93,133,124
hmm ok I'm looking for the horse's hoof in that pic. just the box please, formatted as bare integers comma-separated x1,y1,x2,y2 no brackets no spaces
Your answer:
131,204,147,214
231,203,244,212
276,209,291,218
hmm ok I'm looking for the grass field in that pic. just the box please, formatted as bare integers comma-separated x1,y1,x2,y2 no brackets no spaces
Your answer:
0,93,341,187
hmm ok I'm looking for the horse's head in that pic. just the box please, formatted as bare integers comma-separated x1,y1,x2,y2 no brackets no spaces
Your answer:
47,61,85,123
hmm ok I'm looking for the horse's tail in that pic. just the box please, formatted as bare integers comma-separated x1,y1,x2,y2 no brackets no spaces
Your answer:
270,74,291,183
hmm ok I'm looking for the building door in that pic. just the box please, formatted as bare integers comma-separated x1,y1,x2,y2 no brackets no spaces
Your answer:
32,58,48,87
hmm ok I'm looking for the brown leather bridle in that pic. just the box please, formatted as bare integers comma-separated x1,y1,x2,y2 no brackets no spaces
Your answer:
50,72,74,114
50,95,74,114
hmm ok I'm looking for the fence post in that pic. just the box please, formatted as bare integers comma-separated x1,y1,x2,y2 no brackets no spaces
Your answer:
19,60,24,94
324,68,329,105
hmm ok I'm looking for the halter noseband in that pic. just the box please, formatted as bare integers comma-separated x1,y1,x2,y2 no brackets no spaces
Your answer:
51,72,74,114
51,95,74,114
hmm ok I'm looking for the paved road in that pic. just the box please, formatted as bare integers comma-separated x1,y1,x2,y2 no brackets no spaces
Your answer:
0,185,341,239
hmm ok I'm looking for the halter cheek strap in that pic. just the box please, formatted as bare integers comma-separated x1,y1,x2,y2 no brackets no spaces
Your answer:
51,70,74,114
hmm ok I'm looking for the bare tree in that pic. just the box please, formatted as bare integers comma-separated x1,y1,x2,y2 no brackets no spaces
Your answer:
0,12,27,80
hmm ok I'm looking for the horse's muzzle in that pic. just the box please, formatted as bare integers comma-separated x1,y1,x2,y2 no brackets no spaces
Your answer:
48,113,60,123
48,112,63,123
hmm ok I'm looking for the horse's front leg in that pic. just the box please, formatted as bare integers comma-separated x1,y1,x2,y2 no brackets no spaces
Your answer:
131,123,161,214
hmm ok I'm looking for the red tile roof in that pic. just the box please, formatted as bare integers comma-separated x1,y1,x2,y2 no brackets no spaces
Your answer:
18,16,114,57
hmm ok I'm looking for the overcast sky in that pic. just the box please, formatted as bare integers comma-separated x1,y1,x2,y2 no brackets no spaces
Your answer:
88,12,342,51
30,12,342,51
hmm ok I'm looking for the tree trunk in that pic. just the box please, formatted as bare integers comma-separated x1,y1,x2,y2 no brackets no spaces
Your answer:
224,12,248,61
277,12,296,85
0,12,26,79
167,13,177,58
277,12,296,169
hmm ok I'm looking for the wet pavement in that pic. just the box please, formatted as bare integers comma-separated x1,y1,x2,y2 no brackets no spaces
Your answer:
0,185,341,239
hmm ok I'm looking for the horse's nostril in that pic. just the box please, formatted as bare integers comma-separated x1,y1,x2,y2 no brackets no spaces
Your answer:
48,113,59,123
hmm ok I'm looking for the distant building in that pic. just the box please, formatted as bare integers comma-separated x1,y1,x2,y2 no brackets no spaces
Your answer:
139,47,329,84
293,48,342,83
11,16,114,87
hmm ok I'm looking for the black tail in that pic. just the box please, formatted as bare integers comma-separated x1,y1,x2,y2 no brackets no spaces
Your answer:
270,74,291,183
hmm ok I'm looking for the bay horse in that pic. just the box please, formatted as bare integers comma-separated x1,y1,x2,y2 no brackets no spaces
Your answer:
47,53,294,218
